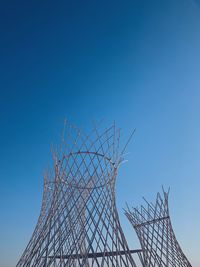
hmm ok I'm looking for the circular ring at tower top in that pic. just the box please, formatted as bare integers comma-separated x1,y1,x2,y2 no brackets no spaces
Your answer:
56,151,117,190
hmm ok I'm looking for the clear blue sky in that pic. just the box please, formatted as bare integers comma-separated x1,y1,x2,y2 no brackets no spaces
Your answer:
0,0,200,266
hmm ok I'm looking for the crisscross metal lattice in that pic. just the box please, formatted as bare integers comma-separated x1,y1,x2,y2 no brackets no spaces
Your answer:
125,189,192,267
17,123,137,267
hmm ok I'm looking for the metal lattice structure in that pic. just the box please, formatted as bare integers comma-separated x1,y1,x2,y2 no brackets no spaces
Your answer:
17,123,138,267
125,189,192,267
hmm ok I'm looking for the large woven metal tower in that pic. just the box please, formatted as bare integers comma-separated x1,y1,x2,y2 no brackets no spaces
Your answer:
125,189,192,267
17,123,137,267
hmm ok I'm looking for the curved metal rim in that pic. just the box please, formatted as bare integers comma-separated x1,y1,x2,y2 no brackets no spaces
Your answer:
56,151,117,189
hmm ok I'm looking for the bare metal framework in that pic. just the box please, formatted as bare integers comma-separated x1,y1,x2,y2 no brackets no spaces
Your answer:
17,123,138,267
125,189,192,267
17,122,193,267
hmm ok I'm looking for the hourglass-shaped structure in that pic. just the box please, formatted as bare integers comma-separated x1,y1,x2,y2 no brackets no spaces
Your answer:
17,123,137,267
125,189,192,267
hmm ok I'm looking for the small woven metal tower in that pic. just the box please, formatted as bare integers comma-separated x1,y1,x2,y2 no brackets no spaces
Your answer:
125,189,192,267
17,123,137,267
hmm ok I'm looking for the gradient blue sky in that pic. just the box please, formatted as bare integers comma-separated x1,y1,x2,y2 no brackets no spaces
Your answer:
0,0,200,266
